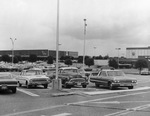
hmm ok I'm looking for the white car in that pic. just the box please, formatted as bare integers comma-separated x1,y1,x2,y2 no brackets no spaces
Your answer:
16,68,50,88
141,68,150,75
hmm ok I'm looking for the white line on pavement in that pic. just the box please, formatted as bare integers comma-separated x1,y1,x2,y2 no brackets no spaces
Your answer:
51,113,72,116
17,88,39,97
82,86,150,95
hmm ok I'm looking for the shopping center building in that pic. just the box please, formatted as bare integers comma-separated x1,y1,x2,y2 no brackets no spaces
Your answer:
126,46,150,59
0,49,78,59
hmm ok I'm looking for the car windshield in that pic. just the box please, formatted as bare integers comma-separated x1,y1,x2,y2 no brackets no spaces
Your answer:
0,74,13,79
107,71,125,76
26,70,43,75
62,69,78,73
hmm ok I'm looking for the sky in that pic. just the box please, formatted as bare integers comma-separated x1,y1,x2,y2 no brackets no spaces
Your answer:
1,0,150,57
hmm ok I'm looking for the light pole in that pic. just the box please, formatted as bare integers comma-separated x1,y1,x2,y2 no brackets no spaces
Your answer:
83,19,87,69
56,0,60,80
93,47,96,58
52,0,62,90
10,38,17,65
116,48,121,69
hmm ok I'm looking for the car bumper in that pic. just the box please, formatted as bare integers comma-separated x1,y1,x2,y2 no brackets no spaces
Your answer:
66,82,89,86
111,83,137,87
29,82,49,85
0,85,17,90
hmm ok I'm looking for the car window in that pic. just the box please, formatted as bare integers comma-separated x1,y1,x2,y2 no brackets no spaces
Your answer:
62,69,78,73
101,71,107,76
0,74,13,79
107,71,125,76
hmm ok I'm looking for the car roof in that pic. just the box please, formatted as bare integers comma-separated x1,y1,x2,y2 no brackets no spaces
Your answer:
0,72,11,75
59,67,78,70
102,69,122,72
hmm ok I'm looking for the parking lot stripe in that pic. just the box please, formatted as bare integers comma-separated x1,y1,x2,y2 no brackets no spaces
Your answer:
17,88,39,97
51,113,72,116
82,86,150,95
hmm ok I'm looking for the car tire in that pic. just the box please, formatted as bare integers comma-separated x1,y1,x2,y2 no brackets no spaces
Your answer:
128,86,133,89
11,88,17,93
26,81,30,89
82,85,87,88
65,84,71,89
108,82,114,90
43,84,48,88
95,83,100,87
18,82,22,87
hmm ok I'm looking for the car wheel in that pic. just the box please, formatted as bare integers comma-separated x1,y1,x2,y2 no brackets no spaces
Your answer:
82,85,87,88
18,82,22,87
26,81,30,89
43,84,48,88
11,88,17,93
108,82,114,90
65,84,71,89
95,83,99,87
128,86,133,89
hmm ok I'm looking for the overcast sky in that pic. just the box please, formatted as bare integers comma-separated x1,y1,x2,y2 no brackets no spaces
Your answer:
1,0,150,57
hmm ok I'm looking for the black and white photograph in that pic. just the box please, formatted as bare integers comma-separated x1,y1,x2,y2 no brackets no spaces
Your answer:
1,0,150,116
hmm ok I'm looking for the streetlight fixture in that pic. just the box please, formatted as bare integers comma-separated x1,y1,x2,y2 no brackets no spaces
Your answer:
116,48,121,68
10,38,17,65
83,19,87,69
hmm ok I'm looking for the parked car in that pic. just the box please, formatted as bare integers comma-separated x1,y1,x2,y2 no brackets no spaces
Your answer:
0,72,18,93
90,69,137,90
141,68,150,75
16,68,50,88
50,67,89,88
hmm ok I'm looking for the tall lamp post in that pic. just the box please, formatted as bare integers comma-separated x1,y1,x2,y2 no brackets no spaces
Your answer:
83,19,87,69
93,47,96,58
116,48,121,69
10,38,17,65
52,0,62,90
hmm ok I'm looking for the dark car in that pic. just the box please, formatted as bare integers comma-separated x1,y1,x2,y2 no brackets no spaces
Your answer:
0,72,18,93
50,67,89,88
90,69,137,90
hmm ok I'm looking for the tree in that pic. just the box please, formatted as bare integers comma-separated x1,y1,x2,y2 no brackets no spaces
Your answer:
78,56,83,63
16,55,22,62
64,59,72,66
1,54,10,62
85,58,94,67
29,54,37,62
135,59,148,74
47,56,53,64
108,58,118,69
13,56,19,63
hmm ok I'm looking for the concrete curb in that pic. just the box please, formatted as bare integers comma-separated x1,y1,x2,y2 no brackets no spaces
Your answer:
51,92,76,97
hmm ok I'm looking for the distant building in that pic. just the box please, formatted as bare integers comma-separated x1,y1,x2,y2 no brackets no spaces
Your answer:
0,49,78,59
126,46,150,59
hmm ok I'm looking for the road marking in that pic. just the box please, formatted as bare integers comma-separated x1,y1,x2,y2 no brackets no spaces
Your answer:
82,86,150,95
67,90,150,105
1,105,65,116
51,113,72,116
3,89,150,116
105,104,150,116
92,100,150,104
17,88,39,97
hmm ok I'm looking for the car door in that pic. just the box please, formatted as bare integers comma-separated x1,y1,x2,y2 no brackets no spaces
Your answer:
18,71,28,85
99,71,108,86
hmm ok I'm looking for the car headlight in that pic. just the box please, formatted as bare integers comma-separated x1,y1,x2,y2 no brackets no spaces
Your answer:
29,79,33,83
132,80,137,83
114,80,120,83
